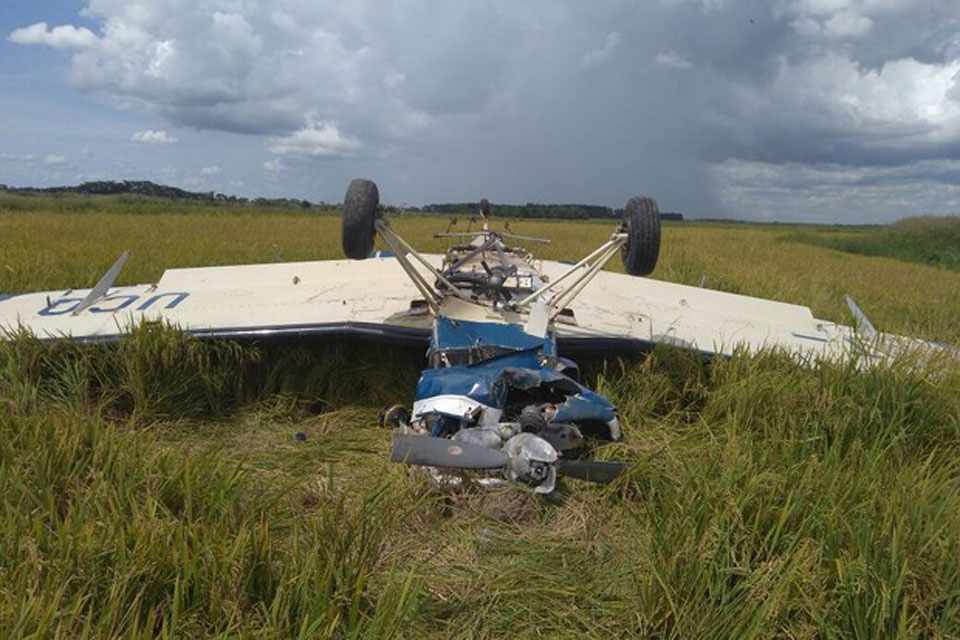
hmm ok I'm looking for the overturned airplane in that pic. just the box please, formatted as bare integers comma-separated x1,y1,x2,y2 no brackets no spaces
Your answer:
0,179,948,492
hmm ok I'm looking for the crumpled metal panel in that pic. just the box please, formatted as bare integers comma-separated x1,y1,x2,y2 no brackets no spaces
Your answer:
552,390,616,425
415,342,616,427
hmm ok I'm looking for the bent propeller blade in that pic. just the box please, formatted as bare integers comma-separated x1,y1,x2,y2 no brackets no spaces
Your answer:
557,460,628,484
391,435,508,470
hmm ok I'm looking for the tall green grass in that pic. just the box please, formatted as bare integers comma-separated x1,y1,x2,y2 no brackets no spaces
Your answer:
2,327,959,638
3,195,960,637
787,215,960,272
0,325,423,420
0,410,423,638
0,192,340,216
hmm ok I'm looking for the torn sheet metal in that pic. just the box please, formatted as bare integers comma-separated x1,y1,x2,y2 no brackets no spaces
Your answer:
415,322,618,438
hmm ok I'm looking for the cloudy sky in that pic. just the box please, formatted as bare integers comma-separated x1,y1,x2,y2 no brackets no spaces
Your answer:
2,0,959,222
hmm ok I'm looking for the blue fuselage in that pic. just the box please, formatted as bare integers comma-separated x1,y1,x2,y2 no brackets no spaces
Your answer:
412,316,619,440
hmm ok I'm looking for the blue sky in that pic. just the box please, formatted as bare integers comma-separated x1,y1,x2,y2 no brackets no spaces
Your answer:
2,0,960,221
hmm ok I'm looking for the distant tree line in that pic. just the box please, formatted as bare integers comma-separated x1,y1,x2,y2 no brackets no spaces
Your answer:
0,182,684,220
6,180,213,200
0,181,319,210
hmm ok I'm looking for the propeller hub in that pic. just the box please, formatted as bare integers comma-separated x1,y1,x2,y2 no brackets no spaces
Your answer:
503,433,558,494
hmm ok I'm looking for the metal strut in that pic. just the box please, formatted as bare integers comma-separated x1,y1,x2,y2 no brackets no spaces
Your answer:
548,240,623,319
374,220,473,314
72,251,130,316
511,233,628,315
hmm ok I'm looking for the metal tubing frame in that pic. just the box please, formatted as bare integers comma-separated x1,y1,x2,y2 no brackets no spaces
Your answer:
444,236,497,273
548,240,623,319
375,220,472,304
377,229,440,315
512,233,627,309
434,230,550,244
499,231,550,244
433,231,491,239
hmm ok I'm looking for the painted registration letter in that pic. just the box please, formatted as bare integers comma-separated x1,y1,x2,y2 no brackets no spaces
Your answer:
89,295,139,313
38,298,83,317
137,292,189,311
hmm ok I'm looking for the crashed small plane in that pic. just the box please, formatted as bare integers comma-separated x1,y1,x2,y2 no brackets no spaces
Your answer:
0,179,949,492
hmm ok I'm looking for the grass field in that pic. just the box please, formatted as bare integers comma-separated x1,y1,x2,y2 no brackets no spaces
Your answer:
788,216,960,274
2,195,960,638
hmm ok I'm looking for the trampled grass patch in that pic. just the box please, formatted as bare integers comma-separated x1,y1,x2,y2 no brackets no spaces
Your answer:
2,195,960,638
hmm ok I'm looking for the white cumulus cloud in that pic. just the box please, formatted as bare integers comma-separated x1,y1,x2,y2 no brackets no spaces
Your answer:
44,154,67,166
131,129,178,144
778,0,889,39
5,1,443,141
751,54,960,148
8,22,98,49
268,121,360,157
201,165,222,176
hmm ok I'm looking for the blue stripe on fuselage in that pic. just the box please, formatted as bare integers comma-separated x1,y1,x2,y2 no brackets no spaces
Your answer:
433,316,550,352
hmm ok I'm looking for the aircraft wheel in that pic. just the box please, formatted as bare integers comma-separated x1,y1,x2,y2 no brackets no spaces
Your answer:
620,195,661,276
342,178,380,259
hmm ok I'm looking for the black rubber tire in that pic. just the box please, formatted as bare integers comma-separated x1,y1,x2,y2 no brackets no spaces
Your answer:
620,196,661,276
342,179,380,259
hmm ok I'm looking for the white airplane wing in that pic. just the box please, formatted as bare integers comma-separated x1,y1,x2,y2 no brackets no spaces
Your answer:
0,256,431,344
0,254,941,362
